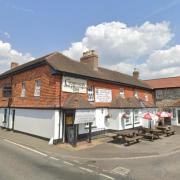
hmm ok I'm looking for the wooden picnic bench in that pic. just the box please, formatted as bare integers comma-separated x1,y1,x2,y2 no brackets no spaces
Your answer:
122,135,142,146
156,126,176,136
112,129,142,145
137,127,161,141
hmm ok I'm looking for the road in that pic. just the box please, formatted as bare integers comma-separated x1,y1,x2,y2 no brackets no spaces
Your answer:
0,139,111,180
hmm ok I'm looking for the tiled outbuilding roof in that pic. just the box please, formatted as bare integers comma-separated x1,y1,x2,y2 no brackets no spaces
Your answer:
62,93,94,109
143,76,180,89
111,96,155,108
0,52,151,90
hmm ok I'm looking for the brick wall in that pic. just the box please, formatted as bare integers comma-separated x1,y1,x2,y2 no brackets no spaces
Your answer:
60,79,154,107
0,64,154,109
0,65,61,108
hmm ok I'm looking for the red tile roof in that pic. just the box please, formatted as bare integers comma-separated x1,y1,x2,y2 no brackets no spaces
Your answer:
143,76,180,89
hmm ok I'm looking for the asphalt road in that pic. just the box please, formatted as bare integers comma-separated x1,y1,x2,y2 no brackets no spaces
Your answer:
0,139,109,180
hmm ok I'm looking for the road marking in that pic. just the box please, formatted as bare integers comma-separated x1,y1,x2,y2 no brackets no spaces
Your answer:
88,164,98,168
79,166,94,173
3,139,48,157
111,166,130,176
63,161,74,166
49,156,59,161
99,173,114,180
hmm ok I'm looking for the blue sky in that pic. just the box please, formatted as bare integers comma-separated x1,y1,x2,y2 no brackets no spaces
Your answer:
0,0,180,78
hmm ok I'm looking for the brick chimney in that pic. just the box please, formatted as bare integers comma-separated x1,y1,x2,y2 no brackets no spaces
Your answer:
11,62,19,69
133,68,139,79
80,50,99,71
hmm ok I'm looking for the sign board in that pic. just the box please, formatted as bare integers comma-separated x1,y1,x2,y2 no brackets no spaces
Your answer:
95,88,112,103
74,109,95,124
62,76,87,93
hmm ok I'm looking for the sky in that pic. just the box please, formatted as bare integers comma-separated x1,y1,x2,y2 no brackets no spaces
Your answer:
0,0,180,79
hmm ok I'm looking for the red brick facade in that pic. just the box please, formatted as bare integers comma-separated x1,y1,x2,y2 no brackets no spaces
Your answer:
0,64,155,109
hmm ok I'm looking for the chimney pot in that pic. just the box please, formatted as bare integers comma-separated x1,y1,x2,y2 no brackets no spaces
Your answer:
11,62,19,69
80,50,99,71
133,68,139,79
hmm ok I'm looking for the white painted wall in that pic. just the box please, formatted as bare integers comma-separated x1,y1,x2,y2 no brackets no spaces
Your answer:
0,108,4,127
78,108,108,135
14,109,56,139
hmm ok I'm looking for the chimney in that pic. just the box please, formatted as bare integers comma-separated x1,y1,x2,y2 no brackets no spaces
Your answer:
11,62,19,69
80,50,99,71
133,68,139,79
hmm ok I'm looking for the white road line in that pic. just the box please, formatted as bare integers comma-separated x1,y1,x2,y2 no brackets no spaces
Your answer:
99,173,114,180
88,164,98,168
63,161,74,166
79,166,94,173
3,139,48,157
49,156,59,161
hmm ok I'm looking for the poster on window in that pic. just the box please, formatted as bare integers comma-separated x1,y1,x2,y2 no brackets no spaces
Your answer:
74,109,95,124
62,76,87,93
95,88,112,103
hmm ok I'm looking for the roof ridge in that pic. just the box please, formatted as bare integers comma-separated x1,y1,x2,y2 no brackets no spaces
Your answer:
144,75,180,81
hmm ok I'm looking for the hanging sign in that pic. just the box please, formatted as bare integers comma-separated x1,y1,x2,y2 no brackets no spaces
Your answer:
62,76,87,93
95,88,112,103
74,109,95,124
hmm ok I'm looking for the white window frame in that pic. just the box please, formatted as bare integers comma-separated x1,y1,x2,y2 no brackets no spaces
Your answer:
134,89,139,98
120,88,125,98
21,82,26,97
123,110,132,125
145,94,148,101
87,86,94,102
34,80,41,97
134,109,140,124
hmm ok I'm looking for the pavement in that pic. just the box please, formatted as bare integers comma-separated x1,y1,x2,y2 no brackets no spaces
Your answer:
1,126,180,179
0,126,180,160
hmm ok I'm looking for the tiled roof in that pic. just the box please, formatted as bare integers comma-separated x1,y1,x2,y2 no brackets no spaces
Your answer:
111,96,155,108
156,99,180,107
143,76,180,89
0,52,151,89
62,93,94,109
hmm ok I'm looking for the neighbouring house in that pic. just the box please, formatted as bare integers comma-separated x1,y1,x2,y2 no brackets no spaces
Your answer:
144,76,180,126
0,50,155,144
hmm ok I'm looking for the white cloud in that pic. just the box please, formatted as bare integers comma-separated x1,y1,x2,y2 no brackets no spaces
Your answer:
63,21,172,65
63,21,180,79
108,45,180,79
0,40,34,73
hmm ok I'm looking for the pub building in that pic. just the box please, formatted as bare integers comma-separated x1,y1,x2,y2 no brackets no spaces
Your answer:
0,50,156,145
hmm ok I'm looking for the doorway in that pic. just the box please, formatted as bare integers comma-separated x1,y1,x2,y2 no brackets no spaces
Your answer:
178,110,180,124
63,110,78,145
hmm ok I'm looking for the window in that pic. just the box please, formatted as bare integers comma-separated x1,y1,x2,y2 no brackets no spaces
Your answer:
145,94,148,101
120,88,125,98
34,80,41,97
21,82,26,97
134,109,140,124
123,110,132,125
134,89,138,98
156,90,163,100
3,86,12,97
87,86,94,102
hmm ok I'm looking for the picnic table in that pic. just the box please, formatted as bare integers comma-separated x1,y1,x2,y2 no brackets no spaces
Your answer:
137,127,161,141
156,126,175,136
112,129,142,145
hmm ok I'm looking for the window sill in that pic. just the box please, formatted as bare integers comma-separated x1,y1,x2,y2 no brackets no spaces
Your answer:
125,123,132,126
